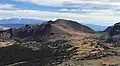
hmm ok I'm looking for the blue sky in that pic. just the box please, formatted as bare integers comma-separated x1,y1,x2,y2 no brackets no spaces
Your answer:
0,0,120,25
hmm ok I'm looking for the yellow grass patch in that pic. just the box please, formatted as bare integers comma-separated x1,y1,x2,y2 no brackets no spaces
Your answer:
0,42,13,47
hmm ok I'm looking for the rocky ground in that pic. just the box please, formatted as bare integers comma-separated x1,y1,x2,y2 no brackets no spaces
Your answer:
0,34,117,66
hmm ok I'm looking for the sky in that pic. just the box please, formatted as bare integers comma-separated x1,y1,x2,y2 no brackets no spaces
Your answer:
0,0,120,26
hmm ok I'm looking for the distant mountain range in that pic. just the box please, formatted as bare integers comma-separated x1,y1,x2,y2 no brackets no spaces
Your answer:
85,24,108,31
0,18,46,30
0,18,46,24
0,18,107,31
0,24,24,28
0,24,24,30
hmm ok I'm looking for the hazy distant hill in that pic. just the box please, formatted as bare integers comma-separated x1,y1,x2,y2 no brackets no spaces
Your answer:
0,18,46,30
0,18,45,24
0,24,24,29
85,24,107,31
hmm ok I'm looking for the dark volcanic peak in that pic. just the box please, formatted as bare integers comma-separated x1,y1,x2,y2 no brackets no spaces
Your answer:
104,22,120,36
105,22,120,43
107,22,120,36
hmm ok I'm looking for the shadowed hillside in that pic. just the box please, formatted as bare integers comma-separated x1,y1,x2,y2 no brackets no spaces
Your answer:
105,22,120,44
0,40,78,66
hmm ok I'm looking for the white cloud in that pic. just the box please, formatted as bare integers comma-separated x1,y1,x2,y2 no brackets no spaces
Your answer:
58,9,112,13
14,0,120,12
14,0,65,6
58,9,69,11
14,0,120,7
0,3,15,9
58,9,81,12
0,9,120,25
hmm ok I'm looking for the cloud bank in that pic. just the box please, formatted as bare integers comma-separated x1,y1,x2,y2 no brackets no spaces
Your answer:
0,0,119,25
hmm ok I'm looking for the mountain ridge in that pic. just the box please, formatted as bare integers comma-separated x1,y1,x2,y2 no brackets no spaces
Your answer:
0,19,95,41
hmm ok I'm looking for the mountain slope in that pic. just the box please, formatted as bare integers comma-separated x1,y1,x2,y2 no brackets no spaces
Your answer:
105,22,120,44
